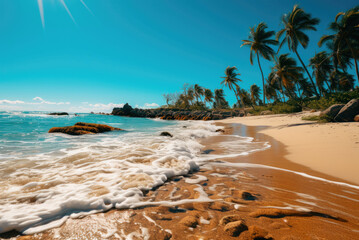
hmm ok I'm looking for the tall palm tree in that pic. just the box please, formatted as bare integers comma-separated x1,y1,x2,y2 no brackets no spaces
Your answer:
214,89,228,109
309,51,334,95
318,6,359,83
204,89,214,108
250,84,261,107
194,84,204,104
220,66,242,108
241,22,278,104
271,54,304,99
277,5,320,97
236,88,253,109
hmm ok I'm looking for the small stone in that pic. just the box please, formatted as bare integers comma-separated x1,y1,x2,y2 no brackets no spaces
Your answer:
179,216,198,228
219,215,242,225
160,132,173,137
209,202,231,211
223,220,248,237
354,115,359,122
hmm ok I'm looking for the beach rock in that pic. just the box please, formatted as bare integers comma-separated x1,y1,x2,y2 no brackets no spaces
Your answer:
215,129,225,133
209,202,231,211
179,216,198,228
49,122,122,135
354,115,359,122
240,191,256,201
160,132,173,137
48,112,69,116
320,104,344,119
334,99,359,122
219,215,242,225
260,110,273,115
245,226,270,240
223,220,248,237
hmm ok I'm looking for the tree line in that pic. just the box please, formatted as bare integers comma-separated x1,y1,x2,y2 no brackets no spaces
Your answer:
163,5,359,110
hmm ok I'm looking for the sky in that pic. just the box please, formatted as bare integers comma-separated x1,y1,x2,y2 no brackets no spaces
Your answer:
0,0,358,112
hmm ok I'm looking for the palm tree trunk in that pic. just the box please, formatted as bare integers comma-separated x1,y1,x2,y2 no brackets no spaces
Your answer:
294,48,320,97
345,39,359,84
257,52,266,105
233,90,241,109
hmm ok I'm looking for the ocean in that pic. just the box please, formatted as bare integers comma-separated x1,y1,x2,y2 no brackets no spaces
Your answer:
0,111,270,234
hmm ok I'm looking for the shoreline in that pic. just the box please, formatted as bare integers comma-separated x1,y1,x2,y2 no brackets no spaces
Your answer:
217,111,359,185
6,118,359,239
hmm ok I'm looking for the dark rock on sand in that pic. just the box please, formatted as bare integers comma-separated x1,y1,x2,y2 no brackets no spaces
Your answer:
48,122,123,135
223,220,248,237
320,104,345,119
215,129,225,133
240,191,256,201
160,132,173,137
334,99,359,122
48,112,69,116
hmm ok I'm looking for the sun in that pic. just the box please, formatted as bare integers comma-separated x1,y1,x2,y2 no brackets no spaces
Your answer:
37,0,92,28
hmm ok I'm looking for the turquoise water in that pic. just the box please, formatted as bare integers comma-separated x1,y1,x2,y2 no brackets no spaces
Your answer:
0,111,176,158
0,111,222,234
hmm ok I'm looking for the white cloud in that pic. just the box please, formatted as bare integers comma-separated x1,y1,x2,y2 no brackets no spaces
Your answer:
0,100,25,104
143,103,159,108
32,96,70,105
88,103,124,109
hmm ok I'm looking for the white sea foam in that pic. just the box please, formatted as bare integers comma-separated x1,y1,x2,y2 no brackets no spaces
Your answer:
0,120,245,234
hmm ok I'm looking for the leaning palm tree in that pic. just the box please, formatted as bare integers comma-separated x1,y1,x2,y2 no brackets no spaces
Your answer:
241,22,278,104
237,88,253,109
277,5,320,97
193,84,204,104
204,88,214,108
318,6,359,83
272,54,304,100
250,84,261,107
309,51,334,95
214,89,229,109
220,66,242,107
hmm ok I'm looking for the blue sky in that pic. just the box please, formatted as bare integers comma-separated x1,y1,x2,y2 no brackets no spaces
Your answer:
0,0,358,112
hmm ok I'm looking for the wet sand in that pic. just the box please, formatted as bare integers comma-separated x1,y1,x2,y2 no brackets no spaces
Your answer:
3,121,359,240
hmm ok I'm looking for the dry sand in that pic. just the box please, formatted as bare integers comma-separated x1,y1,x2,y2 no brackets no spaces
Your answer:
218,111,359,185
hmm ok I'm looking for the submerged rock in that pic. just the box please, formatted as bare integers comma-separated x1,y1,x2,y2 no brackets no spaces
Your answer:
334,99,359,122
48,122,123,135
48,112,69,116
160,132,173,137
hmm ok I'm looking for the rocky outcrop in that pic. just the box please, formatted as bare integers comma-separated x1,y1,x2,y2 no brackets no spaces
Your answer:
48,122,123,135
334,99,359,122
320,99,359,122
112,103,244,121
319,104,344,119
48,112,69,116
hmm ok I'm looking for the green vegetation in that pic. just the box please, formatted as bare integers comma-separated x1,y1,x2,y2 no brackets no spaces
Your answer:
163,5,359,115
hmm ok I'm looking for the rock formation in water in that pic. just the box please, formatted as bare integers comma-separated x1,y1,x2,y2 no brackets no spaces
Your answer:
112,103,244,121
48,122,123,135
48,112,69,116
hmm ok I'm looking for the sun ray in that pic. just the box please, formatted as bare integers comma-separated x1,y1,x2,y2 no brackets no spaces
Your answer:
79,0,93,15
59,0,77,25
37,0,45,28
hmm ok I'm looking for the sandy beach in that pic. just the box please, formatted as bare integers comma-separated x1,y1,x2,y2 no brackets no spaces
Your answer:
218,111,359,185
6,113,359,240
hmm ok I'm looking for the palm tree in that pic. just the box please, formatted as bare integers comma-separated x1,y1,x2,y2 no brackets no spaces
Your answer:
221,66,242,108
204,89,214,108
271,54,304,99
309,51,334,95
194,84,204,104
241,22,278,104
250,84,261,107
318,6,359,83
277,5,320,97
214,89,229,109
236,88,253,109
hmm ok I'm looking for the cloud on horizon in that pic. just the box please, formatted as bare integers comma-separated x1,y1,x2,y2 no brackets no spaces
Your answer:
0,98,159,113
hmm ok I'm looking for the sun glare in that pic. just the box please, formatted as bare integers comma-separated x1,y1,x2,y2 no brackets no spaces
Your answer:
37,0,92,28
